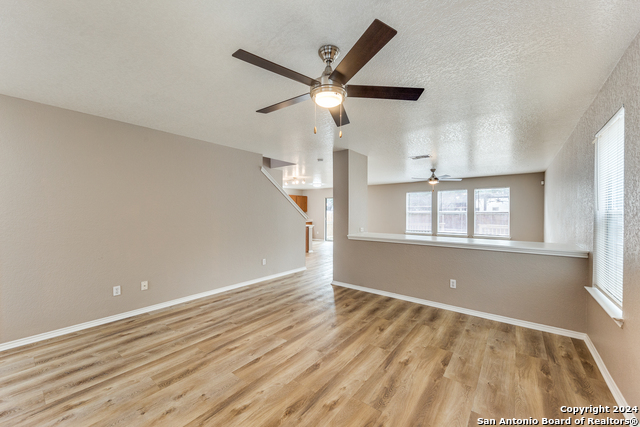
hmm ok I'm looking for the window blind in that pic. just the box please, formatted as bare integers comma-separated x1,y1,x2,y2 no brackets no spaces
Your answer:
594,108,624,306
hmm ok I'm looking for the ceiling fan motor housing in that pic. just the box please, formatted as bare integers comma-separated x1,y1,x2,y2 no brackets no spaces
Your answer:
318,45,340,64
311,45,347,108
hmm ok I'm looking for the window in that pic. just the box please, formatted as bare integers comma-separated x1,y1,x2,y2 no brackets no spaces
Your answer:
406,192,432,233
325,198,334,241
438,190,467,234
594,108,624,307
474,188,510,237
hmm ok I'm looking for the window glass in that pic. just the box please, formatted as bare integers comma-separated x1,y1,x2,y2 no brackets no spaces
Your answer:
406,192,432,233
474,188,510,237
437,190,467,234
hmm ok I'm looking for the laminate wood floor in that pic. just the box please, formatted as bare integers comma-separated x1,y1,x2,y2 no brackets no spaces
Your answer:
0,242,620,426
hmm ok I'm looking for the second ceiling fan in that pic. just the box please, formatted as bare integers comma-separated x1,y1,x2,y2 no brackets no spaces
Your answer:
413,168,462,185
232,19,424,129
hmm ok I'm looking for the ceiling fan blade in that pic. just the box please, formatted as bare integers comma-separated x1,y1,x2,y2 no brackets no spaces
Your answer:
328,105,350,127
329,19,397,85
257,93,311,113
439,178,462,181
232,49,319,87
411,177,429,180
347,85,424,101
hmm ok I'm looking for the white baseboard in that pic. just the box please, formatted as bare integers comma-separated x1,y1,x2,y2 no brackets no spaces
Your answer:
332,280,632,413
0,267,306,353
583,336,634,420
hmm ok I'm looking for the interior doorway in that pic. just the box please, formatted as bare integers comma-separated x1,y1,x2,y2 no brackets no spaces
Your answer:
325,197,334,241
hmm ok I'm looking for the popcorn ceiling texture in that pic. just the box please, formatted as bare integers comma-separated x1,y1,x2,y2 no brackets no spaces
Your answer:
545,30,640,405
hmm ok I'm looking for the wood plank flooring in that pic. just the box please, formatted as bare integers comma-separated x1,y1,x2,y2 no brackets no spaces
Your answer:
0,242,621,426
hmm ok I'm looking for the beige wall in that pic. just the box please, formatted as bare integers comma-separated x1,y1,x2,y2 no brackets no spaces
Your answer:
301,188,333,240
368,173,545,242
0,95,305,343
334,150,588,332
545,31,640,403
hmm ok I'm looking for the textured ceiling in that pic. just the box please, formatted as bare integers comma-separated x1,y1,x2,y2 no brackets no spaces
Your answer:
1,1,639,188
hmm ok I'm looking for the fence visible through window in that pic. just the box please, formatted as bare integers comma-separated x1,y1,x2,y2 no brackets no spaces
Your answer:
474,188,510,237
406,192,432,233
438,190,467,234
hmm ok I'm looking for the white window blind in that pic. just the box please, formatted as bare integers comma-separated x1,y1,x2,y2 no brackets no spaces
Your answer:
594,107,624,307
406,192,432,233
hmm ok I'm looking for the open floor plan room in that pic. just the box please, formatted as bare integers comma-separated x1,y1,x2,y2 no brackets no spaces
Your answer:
1,1,639,425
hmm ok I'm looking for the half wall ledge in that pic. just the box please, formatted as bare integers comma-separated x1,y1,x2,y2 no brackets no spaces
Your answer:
347,232,588,258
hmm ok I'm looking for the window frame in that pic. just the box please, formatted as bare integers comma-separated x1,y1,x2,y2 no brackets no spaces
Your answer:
473,187,511,239
593,107,625,311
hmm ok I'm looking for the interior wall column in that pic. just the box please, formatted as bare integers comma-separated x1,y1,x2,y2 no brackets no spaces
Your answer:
333,149,368,282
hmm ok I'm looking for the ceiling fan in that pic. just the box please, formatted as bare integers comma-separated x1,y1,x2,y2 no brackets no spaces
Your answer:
412,168,462,185
232,19,424,128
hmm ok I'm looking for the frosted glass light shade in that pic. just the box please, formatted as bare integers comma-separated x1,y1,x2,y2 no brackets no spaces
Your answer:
314,91,344,108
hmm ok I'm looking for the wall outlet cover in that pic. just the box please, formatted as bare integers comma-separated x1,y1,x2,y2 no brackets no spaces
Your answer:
262,259,267,265
141,281,148,291
113,286,121,296
450,279,456,289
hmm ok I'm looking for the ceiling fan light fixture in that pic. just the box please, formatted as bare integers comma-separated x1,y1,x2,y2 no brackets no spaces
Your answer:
311,85,346,109
313,91,343,108
428,169,439,185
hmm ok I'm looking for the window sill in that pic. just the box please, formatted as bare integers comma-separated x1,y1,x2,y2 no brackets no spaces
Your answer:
436,232,468,237
405,231,432,236
585,287,624,328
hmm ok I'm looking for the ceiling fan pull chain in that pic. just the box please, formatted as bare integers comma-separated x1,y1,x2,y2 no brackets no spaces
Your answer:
314,102,317,134
339,103,343,138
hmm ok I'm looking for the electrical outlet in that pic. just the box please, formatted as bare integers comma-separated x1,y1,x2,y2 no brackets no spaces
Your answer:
262,259,267,266
113,286,121,296
359,227,364,232
141,281,148,291
449,279,456,289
